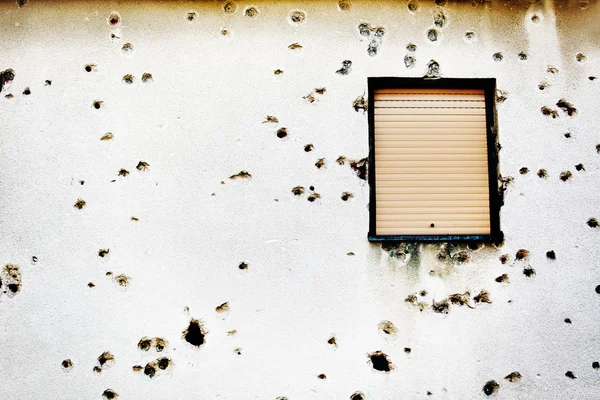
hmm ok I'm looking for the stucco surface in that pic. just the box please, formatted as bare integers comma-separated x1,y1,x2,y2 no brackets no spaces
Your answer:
0,1,599,399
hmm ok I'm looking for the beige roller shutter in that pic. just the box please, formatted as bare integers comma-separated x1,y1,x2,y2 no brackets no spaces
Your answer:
374,88,491,236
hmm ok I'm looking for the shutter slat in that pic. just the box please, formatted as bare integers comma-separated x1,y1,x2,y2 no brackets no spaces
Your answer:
377,213,490,221
376,180,488,188
376,127,487,135
374,94,485,101
377,207,489,214
374,100,485,108
377,193,489,201
375,114,486,122
376,200,489,207
375,108,486,115
376,166,489,174
375,88,484,95
375,141,487,149
376,134,487,141
376,147,488,155
376,220,490,228
377,160,487,167
376,153,488,161
377,186,489,194
377,227,492,235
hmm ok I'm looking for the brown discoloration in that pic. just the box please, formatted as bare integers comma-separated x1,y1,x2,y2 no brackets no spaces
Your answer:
230,171,251,180
496,89,508,103
183,318,207,347
405,293,427,311
368,351,392,372
499,254,509,264
454,251,469,263
448,292,471,307
505,371,521,382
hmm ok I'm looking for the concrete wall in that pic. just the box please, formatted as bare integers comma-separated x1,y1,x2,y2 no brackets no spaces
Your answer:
1,1,599,399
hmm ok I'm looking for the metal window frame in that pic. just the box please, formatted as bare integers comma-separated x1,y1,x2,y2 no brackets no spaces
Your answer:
367,77,502,243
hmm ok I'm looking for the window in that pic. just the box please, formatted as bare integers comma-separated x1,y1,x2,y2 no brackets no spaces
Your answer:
367,78,501,243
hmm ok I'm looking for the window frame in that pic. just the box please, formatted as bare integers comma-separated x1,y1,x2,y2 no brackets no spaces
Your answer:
367,77,502,243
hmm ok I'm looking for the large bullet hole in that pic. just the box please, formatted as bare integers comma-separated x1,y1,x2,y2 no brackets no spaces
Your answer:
62,359,73,369
587,218,598,228
288,10,306,25
432,299,449,314
183,319,206,347
121,43,134,55
523,267,536,277
474,290,491,304
118,169,129,177
464,31,476,41
122,74,134,84
427,29,439,42
559,171,572,182
556,99,577,116
223,1,237,13
102,389,118,399
338,0,352,11
276,128,288,139
483,380,499,396
74,199,86,210
341,192,353,201
141,73,153,83
230,171,251,179
353,96,367,112
93,100,103,110
518,52,528,60
576,53,586,63
369,351,392,372
244,6,259,18
519,167,529,175
505,371,521,382
565,371,576,379
315,158,325,169
107,12,121,27
407,0,420,13
378,320,398,336
537,169,547,178
336,60,352,75
136,161,149,171
433,10,446,28
495,274,509,283
425,60,441,78
350,158,368,180
493,52,503,62
404,55,416,68
592,362,599,370
292,186,304,196
350,392,365,400
541,106,558,118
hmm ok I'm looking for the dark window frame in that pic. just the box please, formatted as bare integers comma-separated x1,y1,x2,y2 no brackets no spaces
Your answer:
367,77,502,243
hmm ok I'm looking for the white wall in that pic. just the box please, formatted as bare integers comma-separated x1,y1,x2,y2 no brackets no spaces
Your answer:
1,1,599,399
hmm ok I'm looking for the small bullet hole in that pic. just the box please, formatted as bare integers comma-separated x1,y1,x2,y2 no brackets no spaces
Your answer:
98,351,114,367
307,193,321,202
274,69,284,75
404,347,411,353
495,274,509,283
187,10,198,21
122,74,134,84
596,285,600,294
559,171,572,182
338,0,352,11
62,359,72,369
464,31,476,41
230,171,251,179
564,133,571,138
592,361,599,369
547,65,559,74
590,76,597,81
407,0,420,13
378,320,397,336
216,302,230,313
336,59,352,75
427,29,439,42
538,82,549,90
518,52,528,60
433,10,446,27
138,338,152,351
100,132,113,141
309,186,315,191
98,249,110,258
493,52,503,62
523,267,536,277
519,167,529,174
88,282,95,288
157,357,170,370
93,101,103,110
336,156,347,165
244,6,259,18
541,106,558,118
516,249,530,261
564,318,572,324
93,366,102,374
107,12,121,27
565,371,576,379
121,43,134,55
292,186,304,196
341,192,353,201
141,73,153,83
315,158,325,169
22,87,30,95
113,274,130,287
576,53,586,62
531,14,540,23
597,144,600,153
132,365,143,372
118,169,129,177
45,80,52,86
430,223,435,227
74,199,86,210
263,115,279,124
136,161,149,171
546,250,556,259
483,380,499,396
16,0,27,8
223,1,237,13
575,163,584,171
239,262,248,270
537,169,548,178
404,55,416,68
350,392,365,400
102,389,118,399
369,351,392,372
318,374,327,379
288,10,306,24
587,218,598,228
505,372,522,382
276,128,288,139
500,254,509,264
406,43,417,52
304,144,314,152
144,364,156,378
327,336,337,346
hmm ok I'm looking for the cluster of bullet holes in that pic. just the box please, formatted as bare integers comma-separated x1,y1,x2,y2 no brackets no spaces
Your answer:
102,389,118,399
482,372,521,395
303,87,326,103
336,60,352,75
244,6,259,18
94,351,115,374
405,288,490,314
338,0,351,11
287,9,306,25
358,22,385,57
142,357,172,378
369,351,392,372
1,264,22,298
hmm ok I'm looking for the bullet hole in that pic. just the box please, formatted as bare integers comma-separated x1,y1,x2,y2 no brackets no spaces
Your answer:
454,251,469,263
98,249,110,258
336,60,352,75
464,31,476,42
5,94,13,99
186,10,198,21
587,218,598,228
309,186,315,191
523,267,536,277
432,299,449,314
100,132,113,141
427,29,439,42
16,0,27,7
474,290,491,304
547,65,559,74
307,192,321,202
262,115,279,125
110,33,120,40
531,14,540,24
590,76,597,81
118,169,129,177
519,167,529,175
403,347,412,354
564,318,572,324
378,320,398,336
350,158,368,180
315,158,326,169
132,365,143,372
223,1,237,13
559,171,572,182
404,55,416,68
227,329,237,336
59,359,73,370
493,52,504,62
597,144,600,153
407,0,420,13
405,293,427,311
503,371,522,382
230,171,251,179
291,186,305,196
288,43,303,51
425,60,441,78
353,96,367,112
448,292,471,306
0,68,15,93
315,87,326,95
430,223,435,228
341,192,353,201
157,357,171,370
216,302,230,313
74,199,86,210
541,106,558,118
338,0,352,11
88,282,95,288
556,99,577,117
576,53,586,63
537,169,547,178
183,318,206,347
358,23,371,37
93,100,103,110
483,380,499,396
303,93,315,103
518,52,528,60
144,364,156,378
238,262,248,270
318,374,327,379
275,127,288,139
274,69,284,75
369,351,392,372
496,274,509,283
122,74,134,84
220,28,231,37
596,285,600,294
496,89,508,103
565,132,572,138
350,392,365,400
244,6,259,18
336,156,347,165
121,44,134,57
22,87,30,95
113,274,130,287
45,80,52,86
433,10,446,28
347,252,355,256
573,163,585,172
98,351,115,368
593,361,599,369
106,272,113,276
107,12,121,27
514,249,529,261
141,73,153,83
233,347,242,355
300,144,313,154
565,371,576,379
288,10,306,25
138,337,152,351
102,389,118,399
